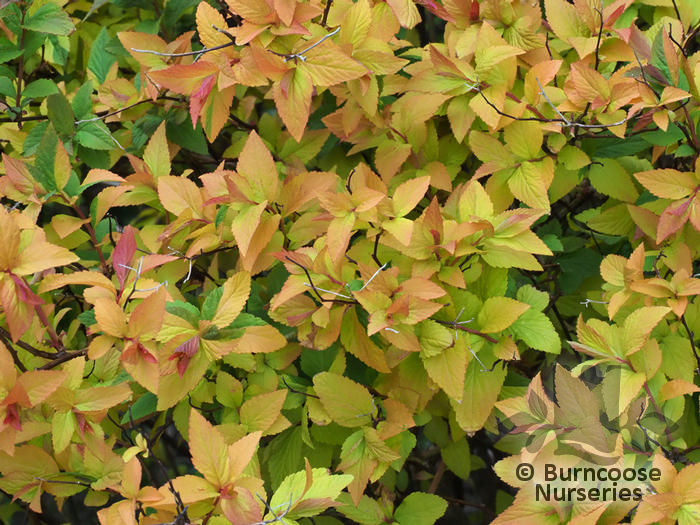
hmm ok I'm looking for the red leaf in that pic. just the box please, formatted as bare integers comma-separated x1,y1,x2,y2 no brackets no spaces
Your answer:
113,226,137,291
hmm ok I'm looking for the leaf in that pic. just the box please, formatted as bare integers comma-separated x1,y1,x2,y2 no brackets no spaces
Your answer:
200,84,235,141
506,309,561,354
272,68,313,142
22,3,75,35
301,40,367,87
451,358,506,432
313,372,375,427
239,390,287,434
422,343,466,400
269,463,352,520
634,169,696,199
237,131,279,202
143,123,171,180
385,0,421,28
28,125,62,193
478,297,530,333
208,272,251,329
94,298,127,337
188,409,231,488
392,176,430,218
112,226,137,291
157,175,203,217
441,439,470,480
393,493,447,525
88,27,117,84
21,79,59,99
196,1,231,48
340,308,391,373
47,92,74,137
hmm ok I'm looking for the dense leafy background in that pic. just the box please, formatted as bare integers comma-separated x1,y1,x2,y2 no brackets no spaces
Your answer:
2,0,700,524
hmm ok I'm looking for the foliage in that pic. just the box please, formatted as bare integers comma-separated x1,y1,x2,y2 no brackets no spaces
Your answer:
2,0,700,524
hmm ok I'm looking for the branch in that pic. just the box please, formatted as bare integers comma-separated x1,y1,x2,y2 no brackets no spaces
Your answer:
593,0,604,71
471,75,632,130
284,256,357,305
268,27,340,62
321,0,333,28
0,326,55,359
37,349,88,370
131,41,236,58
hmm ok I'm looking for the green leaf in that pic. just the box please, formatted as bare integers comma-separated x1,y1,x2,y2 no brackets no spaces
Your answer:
47,92,74,137
0,37,22,62
393,493,447,525
337,494,384,525
165,301,200,327
72,81,94,121
22,121,50,156
21,79,58,99
214,205,229,228
77,310,97,327
266,427,305,489
28,125,61,192
269,466,352,520
75,121,117,150
88,28,117,84
516,285,549,311
120,393,157,424
225,313,268,330
201,286,223,321
313,372,375,427
441,439,471,480
23,3,75,36
346,279,364,292
506,309,561,354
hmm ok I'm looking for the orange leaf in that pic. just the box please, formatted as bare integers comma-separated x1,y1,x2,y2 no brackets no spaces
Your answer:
94,297,128,338
237,131,279,202
149,62,220,96
272,68,313,142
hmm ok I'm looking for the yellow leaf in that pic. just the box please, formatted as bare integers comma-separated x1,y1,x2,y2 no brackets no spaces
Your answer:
340,307,391,373
327,213,356,262
211,272,251,329
196,2,231,48
189,409,231,488
478,297,529,333
157,175,204,217
301,40,367,87
385,0,421,28
143,123,171,180
239,390,287,434
634,169,696,200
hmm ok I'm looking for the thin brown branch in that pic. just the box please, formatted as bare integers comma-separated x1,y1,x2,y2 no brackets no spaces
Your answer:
37,349,88,370
0,326,55,359
131,41,236,58
321,0,333,28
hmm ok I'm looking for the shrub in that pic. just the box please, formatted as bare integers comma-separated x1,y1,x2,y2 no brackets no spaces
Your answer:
2,0,700,524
